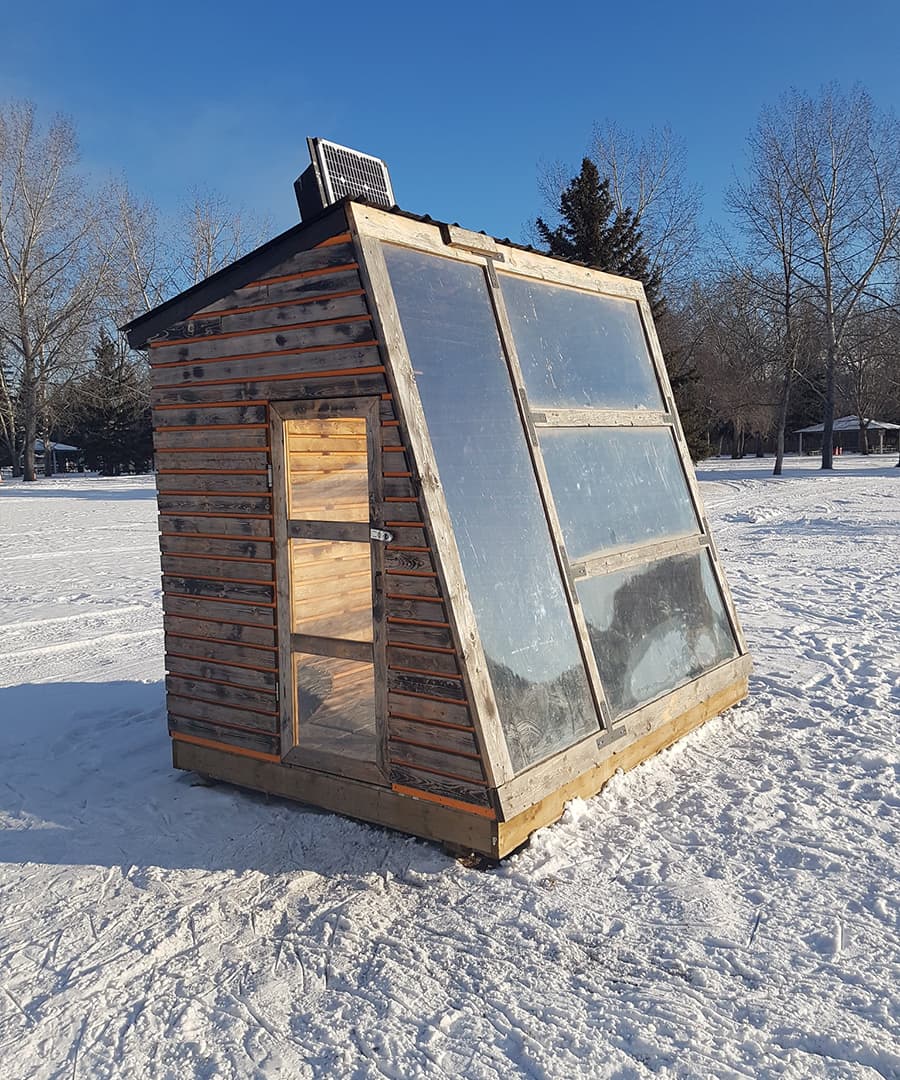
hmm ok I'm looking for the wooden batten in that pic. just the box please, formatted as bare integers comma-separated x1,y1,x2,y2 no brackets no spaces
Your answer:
129,198,750,858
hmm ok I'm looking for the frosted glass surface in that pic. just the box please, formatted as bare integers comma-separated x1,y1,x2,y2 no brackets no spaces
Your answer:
384,244,598,772
540,427,699,559
577,551,737,718
499,274,663,409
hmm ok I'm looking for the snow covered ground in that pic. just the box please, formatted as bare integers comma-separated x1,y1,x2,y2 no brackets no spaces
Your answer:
0,457,897,1079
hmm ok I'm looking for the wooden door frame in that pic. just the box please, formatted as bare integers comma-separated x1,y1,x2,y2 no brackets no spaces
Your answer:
270,395,389,785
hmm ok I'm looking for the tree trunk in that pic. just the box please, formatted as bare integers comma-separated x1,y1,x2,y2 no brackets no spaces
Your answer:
821,291,837,469
755,433,764,457
859,421,869,455
772,365,795,477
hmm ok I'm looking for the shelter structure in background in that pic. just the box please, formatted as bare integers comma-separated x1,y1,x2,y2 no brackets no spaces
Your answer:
796,416,900,456
34,440,83,473
125,194,750,858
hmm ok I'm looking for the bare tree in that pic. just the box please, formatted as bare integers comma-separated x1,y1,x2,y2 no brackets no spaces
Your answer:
749,84,900,470
173,187,270,288
0,102,112,480
536,123,702,293
590,121,703,288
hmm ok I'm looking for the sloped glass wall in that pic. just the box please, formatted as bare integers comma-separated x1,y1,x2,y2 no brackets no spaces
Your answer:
384,246,598,772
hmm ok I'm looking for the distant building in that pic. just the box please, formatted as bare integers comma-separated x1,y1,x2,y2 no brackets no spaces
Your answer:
795,416,900,455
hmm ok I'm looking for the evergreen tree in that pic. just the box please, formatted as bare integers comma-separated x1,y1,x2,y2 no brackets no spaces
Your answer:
536,159,664,316
70,330,152,475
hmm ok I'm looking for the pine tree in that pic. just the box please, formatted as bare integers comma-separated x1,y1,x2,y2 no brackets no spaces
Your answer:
536,158,664,316
70,330,152,475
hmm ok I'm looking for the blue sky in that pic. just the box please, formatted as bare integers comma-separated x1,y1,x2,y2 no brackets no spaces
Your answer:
3,1,899,245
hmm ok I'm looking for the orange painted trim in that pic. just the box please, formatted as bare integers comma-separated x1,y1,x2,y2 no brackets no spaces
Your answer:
194,288,366,321
384,497,418,503
383,472,412,479
153,313,371,350
152,337,378,370
171,731,280,763
389,710,473,733
385,569,437,579
243,262,358,288
391,759,488,787
154,399,267,410
386,593,442,604
382,446,408,453
381,419,400,427
390,784,496,819
381,393,393,400
153,365,386,391
315,231,352,247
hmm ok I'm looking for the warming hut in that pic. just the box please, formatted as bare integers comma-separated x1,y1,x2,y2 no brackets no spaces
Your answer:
124,140,751,858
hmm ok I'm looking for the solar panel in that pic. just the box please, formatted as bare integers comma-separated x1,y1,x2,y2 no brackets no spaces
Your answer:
310,138,395,209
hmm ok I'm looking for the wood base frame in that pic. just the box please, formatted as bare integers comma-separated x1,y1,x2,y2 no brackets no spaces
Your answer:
172,668,748,859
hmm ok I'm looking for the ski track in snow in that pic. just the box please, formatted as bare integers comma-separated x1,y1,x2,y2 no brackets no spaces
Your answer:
0,463,897,1079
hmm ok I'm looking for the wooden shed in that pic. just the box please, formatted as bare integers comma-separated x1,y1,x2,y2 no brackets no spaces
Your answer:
125,195,751,858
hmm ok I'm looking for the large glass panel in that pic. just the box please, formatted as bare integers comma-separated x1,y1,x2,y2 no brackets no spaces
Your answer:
540,427,700,559
499,274,663,410
291,539,372,641
295,653,376,762
577,550,737,718
286,417,369,522
384,245,597,772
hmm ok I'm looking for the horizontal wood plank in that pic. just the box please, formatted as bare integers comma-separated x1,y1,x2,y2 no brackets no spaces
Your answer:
162,593,276,626
165,652,278,689
163,615,276,647
151,317,374,368
150,371,388,407
151,348,384,390
169,715,280,757
161,555,274,583
163,576,275,603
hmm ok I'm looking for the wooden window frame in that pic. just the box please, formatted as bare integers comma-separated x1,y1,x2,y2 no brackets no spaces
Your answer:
270,396,389,786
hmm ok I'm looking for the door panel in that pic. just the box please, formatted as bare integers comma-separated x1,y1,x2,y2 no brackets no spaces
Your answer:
271,397,387,784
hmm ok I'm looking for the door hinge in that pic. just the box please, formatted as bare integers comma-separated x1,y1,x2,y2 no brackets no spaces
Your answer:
266,464,273,489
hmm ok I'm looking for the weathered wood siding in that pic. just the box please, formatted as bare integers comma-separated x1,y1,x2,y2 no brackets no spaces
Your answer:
149,219,492,812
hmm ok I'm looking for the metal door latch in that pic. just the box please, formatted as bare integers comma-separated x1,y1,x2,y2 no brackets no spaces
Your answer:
369,528,394,543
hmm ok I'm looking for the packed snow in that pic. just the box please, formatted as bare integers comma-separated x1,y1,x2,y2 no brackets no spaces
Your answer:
0,457,898,1079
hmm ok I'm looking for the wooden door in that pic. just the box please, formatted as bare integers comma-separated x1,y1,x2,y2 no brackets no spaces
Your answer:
271,397,387,784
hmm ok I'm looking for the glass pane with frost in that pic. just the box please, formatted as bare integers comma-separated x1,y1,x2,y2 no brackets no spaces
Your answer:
540,426,700,559
577,550,737,718
500,274,663,410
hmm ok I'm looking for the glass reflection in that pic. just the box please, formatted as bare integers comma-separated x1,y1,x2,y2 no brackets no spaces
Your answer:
384,244,598,772
499,274,663,410
540,427,699,559
577,551,737,718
